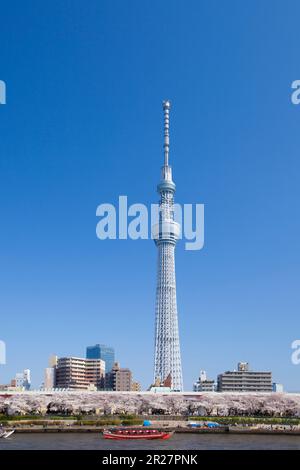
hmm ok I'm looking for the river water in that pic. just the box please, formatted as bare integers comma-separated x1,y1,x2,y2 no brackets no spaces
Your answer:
1,433,300,450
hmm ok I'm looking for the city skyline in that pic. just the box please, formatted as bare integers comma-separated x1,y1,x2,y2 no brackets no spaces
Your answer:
0,1,300,392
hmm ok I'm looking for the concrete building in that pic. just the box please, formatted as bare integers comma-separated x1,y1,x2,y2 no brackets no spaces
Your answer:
148,375,172,393
86,344,115,373
43,355,58,390
105,362,132,391
149,386,171,393
131,381,141,392
14,369,31,390
217,362,272,392
237,362,249,372
193,370,215,392
44,367,56,390
273,383,284,393
48,355,58,368
55,357,105,390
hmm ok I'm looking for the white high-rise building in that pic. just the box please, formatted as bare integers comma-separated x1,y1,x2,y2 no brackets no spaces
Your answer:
193,370,215,392
15,369,31,390
152,101,183,391
44,367,56,390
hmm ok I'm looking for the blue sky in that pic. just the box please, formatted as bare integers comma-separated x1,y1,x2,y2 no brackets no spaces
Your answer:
0,0,300,391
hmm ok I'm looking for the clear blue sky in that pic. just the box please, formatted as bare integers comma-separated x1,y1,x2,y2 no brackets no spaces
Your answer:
0,0,300,391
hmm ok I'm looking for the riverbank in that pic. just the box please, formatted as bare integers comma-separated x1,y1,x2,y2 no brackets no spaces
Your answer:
3,412,300,436
4,424,300,435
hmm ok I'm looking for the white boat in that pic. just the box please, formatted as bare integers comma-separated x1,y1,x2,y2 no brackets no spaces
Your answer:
0,430,15,439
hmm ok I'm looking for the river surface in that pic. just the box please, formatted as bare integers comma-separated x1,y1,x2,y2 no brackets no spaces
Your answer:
1,433,300,450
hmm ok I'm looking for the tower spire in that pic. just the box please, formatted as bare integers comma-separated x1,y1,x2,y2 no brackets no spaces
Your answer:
163,100,171,166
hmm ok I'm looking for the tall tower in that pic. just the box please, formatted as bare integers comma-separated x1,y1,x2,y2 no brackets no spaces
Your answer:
152,100,183,392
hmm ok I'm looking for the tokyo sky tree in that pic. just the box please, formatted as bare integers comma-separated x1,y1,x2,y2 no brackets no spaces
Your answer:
152,100,183,392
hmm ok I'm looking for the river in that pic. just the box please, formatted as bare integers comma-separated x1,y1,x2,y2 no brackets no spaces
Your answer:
1,433,300,450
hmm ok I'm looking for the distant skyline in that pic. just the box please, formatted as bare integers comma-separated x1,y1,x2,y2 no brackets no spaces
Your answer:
1,1,300,391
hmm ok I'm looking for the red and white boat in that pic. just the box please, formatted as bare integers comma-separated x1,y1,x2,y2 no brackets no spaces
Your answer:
103,427,173,440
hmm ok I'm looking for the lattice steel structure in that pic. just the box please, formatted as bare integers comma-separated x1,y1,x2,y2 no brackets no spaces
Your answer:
152,100,183,392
